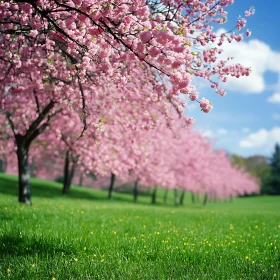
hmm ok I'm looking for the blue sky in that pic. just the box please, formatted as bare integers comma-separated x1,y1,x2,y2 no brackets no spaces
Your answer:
187,0,280,158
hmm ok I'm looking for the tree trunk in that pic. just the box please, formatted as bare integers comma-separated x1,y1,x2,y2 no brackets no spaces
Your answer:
62,150,70,195
7,101,56,205
163,189,168,204
174,188,179,205
17,143,31,205
68,161,75,188
108,173,115,199
0,158,7,173
133,179,139,203
180,191,185,205
203,193,208,206
79,173,83,186
63,153,76,195
191,192,195,203
151,186,157,204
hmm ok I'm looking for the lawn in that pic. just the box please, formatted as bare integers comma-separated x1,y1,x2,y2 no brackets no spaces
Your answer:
0,173,279,280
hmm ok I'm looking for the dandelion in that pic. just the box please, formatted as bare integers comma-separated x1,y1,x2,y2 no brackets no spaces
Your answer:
7,268,11,273
32,264,36,267
74,258,78,262
84,247,86,251
52,278,57,280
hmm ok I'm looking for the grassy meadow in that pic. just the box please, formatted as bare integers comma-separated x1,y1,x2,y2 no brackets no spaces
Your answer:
0,173,279,280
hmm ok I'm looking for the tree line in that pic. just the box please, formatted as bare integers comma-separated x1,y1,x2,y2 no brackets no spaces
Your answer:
231,144,280,195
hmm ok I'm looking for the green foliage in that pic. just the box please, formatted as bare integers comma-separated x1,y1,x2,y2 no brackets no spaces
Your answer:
267,143,280,195
231,154,247,169
231,154,271,195
0,174,279,279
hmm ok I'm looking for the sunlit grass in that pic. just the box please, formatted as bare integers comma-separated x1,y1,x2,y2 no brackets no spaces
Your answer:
0,174,279,279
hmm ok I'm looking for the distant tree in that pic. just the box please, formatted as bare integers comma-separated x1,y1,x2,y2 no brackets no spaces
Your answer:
267,144,280,195
231,154,270,195
231,155,247,169
0,158,7,173
108,173,116,200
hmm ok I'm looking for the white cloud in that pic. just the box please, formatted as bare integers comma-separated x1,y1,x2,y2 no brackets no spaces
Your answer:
239,127,280,151
241,127,250,133
267,93,280,104
217,128,227,135
199,128,227,138
186,102,198,112
214,29,280,94
201,129,213,138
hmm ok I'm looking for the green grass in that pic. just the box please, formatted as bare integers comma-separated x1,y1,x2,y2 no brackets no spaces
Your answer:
0,173,279,280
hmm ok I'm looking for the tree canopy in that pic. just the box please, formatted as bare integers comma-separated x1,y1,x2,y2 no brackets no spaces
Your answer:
0,0,256,204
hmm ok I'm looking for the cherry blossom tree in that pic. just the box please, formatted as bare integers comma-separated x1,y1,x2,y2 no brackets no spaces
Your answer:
1,0,254,204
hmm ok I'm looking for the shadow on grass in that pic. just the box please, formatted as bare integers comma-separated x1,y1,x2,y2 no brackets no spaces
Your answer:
0,174,109,201
0,234,75,257
0,174,82,196
0,174,157,206
0,173,203,208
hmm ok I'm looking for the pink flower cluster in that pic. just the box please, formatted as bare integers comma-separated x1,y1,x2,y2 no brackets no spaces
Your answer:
0,0,256,203
199,98,213,113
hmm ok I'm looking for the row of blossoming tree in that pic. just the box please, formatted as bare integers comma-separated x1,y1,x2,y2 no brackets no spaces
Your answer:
0,0,257,205
0,98,260,205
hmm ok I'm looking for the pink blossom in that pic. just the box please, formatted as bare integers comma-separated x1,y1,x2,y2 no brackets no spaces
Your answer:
189,92,199,101
246,29,252,37
148,46,160,57
200,98,213,113
139,30,152,44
